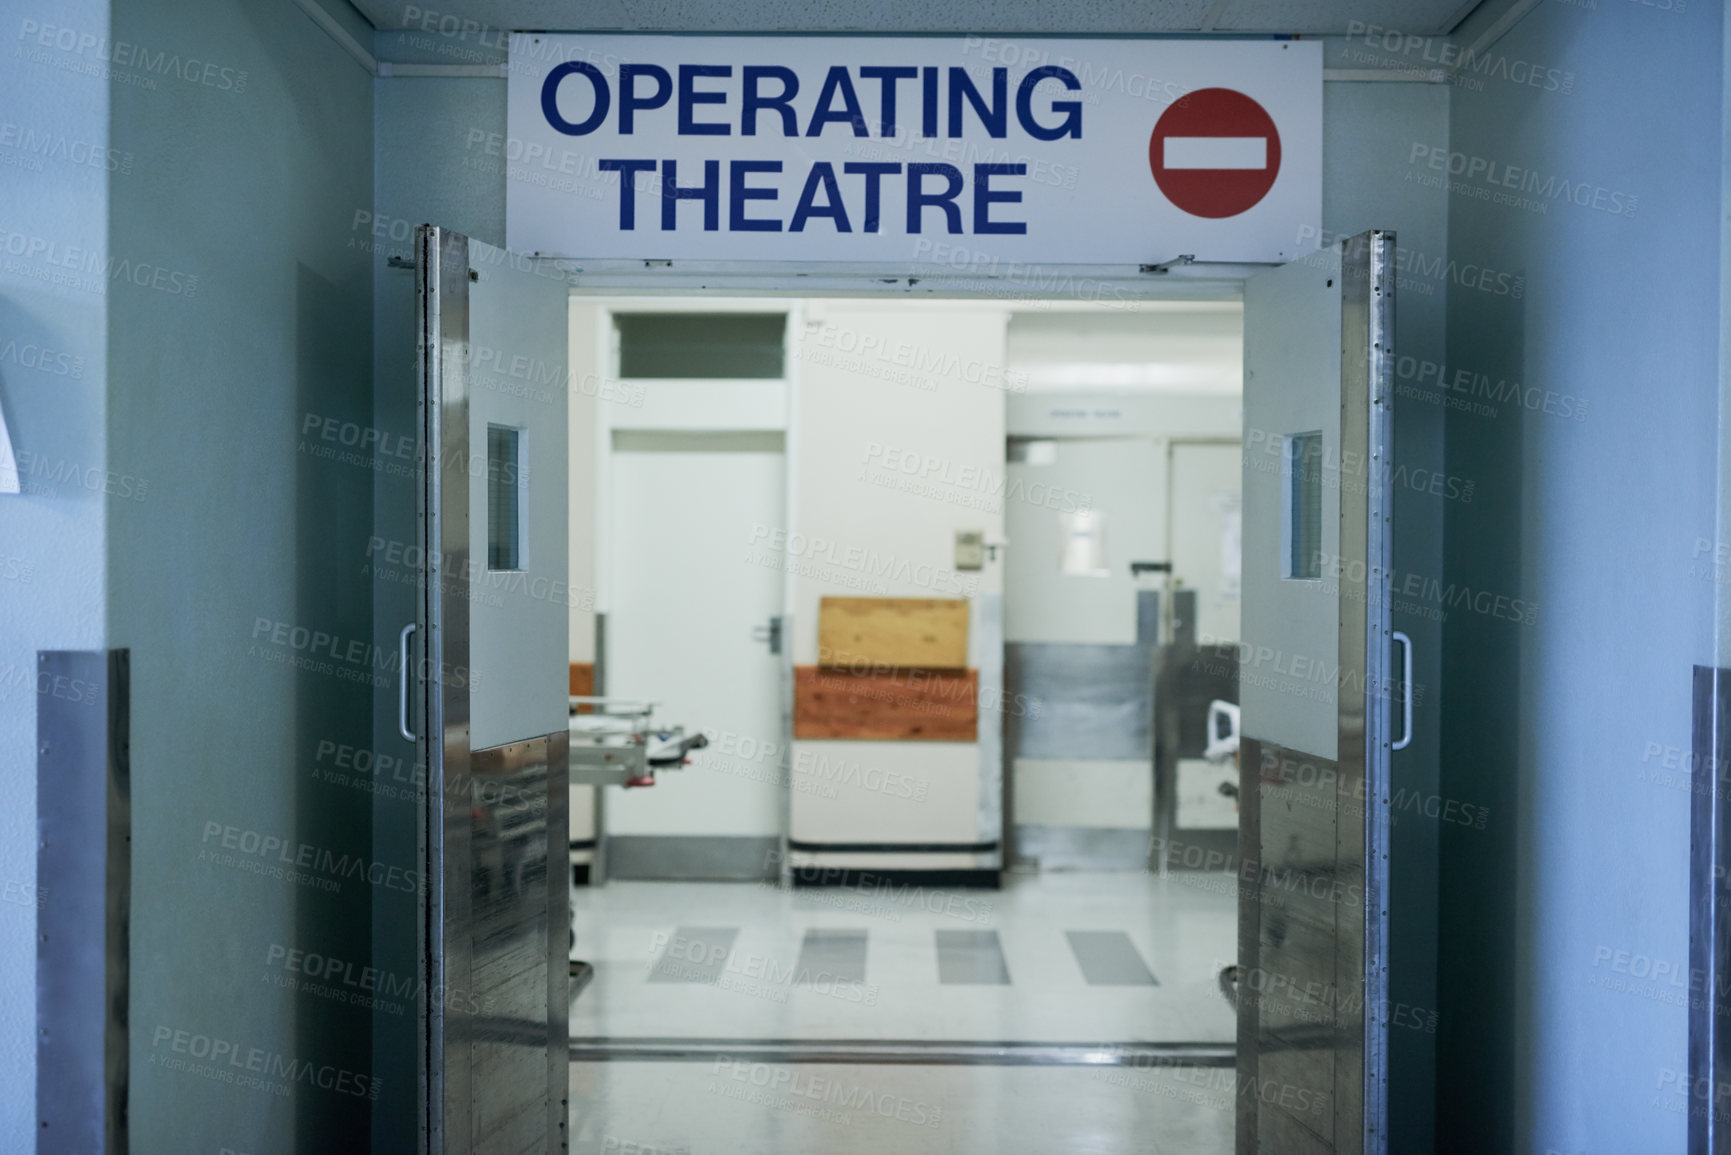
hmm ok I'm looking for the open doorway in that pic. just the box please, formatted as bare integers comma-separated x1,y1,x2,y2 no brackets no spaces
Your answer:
562,293,1249,1151
406,223,1412,1154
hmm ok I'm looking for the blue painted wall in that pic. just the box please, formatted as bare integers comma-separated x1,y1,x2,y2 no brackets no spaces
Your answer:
1438,3,1721,1151
104,0,375,1148
0,0,111,1141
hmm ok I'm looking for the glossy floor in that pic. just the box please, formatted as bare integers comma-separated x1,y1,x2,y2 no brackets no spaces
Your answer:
567,1061,1238,1154
567,870,1239,1153
570,870,1239,1042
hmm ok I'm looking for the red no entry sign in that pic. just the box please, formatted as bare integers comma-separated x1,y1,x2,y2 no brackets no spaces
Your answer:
1149,88,1282,219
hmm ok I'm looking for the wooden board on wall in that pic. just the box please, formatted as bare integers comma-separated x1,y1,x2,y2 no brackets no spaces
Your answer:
817,597,969,670
793,666,977,741
569,662,594,712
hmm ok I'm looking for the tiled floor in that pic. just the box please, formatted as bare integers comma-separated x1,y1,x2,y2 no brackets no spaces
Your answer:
567,871,1238,1153
570,870,1239,1043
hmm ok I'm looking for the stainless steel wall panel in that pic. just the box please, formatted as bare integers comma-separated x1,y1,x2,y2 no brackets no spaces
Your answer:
1690,665,1731,1155
36,650,130,1155
1007,643,1153,761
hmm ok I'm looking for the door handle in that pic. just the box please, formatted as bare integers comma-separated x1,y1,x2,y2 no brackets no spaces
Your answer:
399,623,417,742
1391,630,1412,751
751,616,782,655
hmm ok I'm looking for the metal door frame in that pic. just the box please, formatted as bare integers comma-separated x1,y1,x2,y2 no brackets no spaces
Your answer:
1342,229,1396,1153
417,223,474,1153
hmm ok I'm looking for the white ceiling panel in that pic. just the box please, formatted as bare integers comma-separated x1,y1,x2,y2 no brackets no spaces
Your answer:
1214,0,1470,35
349,0,1468,35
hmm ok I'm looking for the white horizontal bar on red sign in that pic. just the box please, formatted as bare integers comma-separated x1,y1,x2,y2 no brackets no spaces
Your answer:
1162,137,1269,170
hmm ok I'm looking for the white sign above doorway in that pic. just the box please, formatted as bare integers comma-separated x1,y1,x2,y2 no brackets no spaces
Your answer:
505,34,1321,266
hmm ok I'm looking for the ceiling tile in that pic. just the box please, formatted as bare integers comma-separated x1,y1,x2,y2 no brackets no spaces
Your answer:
352,0,1468,36
1214,0,1468,35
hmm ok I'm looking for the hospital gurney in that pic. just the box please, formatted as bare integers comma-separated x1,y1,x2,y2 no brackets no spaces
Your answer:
567,696,706,787
568,696,706,983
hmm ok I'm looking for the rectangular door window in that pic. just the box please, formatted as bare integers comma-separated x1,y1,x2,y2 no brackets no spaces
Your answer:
615,312,786,378
1283,430,1323,580
487,423,526,571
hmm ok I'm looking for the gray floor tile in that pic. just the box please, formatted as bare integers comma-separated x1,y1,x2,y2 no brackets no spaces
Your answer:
935,929,1011,985
1065,930,1158,986
795,928,868,984
648,926,738,983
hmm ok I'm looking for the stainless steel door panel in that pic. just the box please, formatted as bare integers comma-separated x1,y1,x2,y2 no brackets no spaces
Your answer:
417,225,570,1154
1237,231,1396,1155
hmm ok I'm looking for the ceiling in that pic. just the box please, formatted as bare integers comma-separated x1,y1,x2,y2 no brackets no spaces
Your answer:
351,0,1480,37
1007,306,1244,394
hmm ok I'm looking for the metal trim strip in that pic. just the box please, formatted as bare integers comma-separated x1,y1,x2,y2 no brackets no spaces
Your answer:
786,839,1000,853
1343,228,1397,1155
1690,666,1731,1155
568,1038,1235,1067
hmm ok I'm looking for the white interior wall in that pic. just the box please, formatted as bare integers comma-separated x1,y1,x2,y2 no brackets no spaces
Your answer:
1008,306,1243,393
1004,435,1169,646
787,301,1009,857
788,301,1010,652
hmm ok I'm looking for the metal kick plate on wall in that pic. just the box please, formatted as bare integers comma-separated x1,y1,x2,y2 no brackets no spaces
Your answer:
1008,643,1153,761
37,649,130,1155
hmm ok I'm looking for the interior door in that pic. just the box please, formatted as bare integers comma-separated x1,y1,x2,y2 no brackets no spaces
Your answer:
603,431,788,859
414,225,570,1154
1236,231,1396,1155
